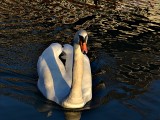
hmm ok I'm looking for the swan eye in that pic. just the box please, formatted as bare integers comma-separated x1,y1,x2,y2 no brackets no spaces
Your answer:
79,35,85,43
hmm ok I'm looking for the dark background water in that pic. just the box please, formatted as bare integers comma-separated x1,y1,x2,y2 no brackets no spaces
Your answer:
0,0,160,120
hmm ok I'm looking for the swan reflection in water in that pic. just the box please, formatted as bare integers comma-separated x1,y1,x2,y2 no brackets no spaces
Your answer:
37,101,81,120
64,112,81,120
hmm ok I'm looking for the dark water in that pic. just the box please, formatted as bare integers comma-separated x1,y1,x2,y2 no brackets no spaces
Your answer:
0,0,160,120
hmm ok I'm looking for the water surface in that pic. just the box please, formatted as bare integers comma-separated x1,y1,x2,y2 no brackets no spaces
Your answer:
0,0,160,120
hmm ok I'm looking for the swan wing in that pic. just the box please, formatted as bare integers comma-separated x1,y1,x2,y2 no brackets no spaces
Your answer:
62,44,73,85
37,43,70,104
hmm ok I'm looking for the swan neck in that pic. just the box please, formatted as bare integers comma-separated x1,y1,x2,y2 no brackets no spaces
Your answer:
69,44,84,99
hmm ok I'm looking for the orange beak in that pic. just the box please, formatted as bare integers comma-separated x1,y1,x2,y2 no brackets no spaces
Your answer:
80,41,88,54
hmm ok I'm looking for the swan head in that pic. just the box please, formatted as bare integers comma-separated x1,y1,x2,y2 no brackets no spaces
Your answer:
73,29,88,54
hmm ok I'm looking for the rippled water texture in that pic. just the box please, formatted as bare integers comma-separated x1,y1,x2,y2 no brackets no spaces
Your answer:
0,0,160,120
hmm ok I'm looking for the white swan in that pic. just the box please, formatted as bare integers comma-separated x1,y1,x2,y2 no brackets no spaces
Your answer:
37,30,92,108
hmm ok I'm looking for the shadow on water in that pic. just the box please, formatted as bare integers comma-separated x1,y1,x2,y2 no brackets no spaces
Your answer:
0,0,160,120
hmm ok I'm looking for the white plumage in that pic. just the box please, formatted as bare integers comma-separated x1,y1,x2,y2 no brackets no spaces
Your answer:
37,30,92,108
